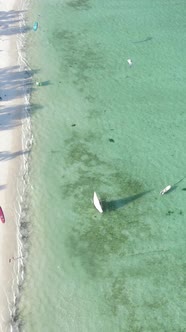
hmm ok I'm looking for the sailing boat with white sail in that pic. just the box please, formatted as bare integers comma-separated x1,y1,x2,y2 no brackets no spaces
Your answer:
93,192,103,213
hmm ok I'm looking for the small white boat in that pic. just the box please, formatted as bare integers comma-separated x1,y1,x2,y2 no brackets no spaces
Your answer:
160,185,171,195
127,58,133,66
93,192,103,213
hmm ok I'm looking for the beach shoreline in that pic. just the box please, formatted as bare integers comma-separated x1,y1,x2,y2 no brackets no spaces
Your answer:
0,1,30,330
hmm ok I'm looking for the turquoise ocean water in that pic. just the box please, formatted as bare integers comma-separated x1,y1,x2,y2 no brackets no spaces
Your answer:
18,0,186,331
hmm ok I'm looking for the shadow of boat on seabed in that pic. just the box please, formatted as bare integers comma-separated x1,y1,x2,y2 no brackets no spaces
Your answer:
168,177,185,194
101,190,151,212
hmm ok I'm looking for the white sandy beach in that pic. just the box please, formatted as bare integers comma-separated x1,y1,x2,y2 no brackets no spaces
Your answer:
0,0,28,330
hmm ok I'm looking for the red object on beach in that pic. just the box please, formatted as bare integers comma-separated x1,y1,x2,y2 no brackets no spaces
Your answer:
0,207,5,223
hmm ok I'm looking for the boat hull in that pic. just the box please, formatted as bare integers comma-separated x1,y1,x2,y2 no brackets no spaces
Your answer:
93,192,103,213
160,185,171,195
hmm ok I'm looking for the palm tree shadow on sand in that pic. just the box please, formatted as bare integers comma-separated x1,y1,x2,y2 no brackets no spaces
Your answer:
101,190,151,212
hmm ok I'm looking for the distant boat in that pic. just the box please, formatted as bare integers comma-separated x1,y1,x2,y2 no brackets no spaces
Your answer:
0,207,5,223
33,22,38,31
160,185,171,195
127,58,133,66
93,192,103,213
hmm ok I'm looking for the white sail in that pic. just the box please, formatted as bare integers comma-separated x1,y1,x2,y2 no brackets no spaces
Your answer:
93,192,103,213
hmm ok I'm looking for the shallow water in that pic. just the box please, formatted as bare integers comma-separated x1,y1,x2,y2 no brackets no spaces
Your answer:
19,0,186,331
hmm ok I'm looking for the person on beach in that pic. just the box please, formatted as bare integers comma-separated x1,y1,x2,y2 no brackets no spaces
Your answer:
9,257,14,263
9,256,22,263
